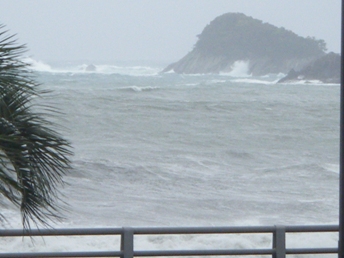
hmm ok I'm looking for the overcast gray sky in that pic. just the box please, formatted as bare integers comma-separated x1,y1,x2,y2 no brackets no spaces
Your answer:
0,0,341,63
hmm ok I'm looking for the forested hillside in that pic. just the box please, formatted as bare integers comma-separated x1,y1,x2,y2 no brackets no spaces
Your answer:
163,13,327,75
196,13,326,60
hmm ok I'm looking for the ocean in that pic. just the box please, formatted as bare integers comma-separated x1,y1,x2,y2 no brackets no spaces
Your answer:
0,58,340,256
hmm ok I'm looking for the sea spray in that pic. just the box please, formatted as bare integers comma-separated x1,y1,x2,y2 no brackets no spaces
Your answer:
229,60,251,77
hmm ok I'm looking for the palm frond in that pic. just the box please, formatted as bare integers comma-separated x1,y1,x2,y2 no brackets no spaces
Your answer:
0,24,73,229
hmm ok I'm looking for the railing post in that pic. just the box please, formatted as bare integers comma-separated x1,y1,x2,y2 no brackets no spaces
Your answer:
273,225,286,258
339,1,344,257
121,227,134,258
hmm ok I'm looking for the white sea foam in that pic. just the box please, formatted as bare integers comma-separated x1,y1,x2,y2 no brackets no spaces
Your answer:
278,79,340,86
0,67,339,256
221,60,251,77
261,73,286,78
277,72,287,78
22,57,53,72
93,64,160,76
206,79,227,84
164,69,175,74
230,78,278,84
22,58,161,76
322,163,339,174
124,86,159,92
294,79,323,84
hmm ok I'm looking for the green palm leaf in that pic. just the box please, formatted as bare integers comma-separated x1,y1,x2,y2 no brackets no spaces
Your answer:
0,25,72,228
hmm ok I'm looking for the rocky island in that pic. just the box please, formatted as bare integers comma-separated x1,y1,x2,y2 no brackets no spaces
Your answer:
163,13,328,76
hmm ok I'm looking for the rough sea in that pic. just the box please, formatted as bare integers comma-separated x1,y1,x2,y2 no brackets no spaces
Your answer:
1,58,340,256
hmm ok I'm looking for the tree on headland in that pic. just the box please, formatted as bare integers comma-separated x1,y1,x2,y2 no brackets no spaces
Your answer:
0,25,72,228
195,13,326,60
163,13,327,75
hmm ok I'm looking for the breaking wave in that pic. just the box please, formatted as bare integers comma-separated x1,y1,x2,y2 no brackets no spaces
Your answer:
221,60,251,77
21,57,161,76
22,57,53,72
120,86,160,92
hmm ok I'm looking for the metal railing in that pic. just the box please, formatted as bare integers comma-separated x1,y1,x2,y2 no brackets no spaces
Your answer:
0,224,339,257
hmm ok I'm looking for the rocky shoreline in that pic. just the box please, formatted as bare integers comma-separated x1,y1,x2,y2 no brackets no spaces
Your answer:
277,52,340,84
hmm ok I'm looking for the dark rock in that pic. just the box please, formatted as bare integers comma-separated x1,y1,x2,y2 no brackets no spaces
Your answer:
85,64,96,72
278,52,340,83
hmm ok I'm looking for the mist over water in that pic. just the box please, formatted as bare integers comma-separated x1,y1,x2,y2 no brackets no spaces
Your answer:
0,61,340,255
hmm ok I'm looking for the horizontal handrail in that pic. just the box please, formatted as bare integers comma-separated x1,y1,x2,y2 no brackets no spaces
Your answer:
286,248,338,254
285,224,339,232
134,249,274,256
0,251,121,258
2,224,338,236
0,224,339,258
0,227,123,236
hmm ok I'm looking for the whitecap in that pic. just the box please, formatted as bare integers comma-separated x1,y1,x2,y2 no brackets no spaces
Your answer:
321,163,339,174
120,86,159,92
230,78,276,84
21,58,162,76
101,65,158,76
221,60,252,77
164,69,175,74
22,57,53,72
206,79,226,84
